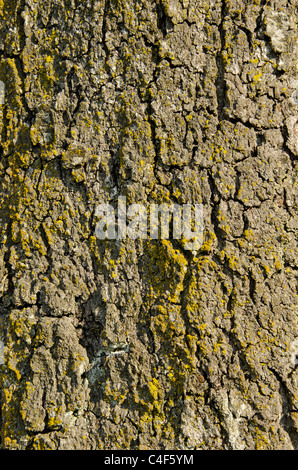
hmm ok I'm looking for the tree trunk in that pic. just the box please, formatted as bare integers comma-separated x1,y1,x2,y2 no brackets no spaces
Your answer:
0,0,297,450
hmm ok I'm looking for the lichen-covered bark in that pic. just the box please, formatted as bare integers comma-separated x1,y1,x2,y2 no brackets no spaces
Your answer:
0,0,297,450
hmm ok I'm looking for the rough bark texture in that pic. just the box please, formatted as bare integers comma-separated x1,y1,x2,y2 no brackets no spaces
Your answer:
0,0,297,450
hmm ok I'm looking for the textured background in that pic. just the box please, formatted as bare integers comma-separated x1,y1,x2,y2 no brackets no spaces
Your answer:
0,0,297,450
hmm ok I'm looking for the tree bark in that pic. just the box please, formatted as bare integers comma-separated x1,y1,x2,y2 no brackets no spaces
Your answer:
0,0,297,450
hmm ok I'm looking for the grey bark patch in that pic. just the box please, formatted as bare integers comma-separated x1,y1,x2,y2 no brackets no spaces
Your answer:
0,340,4,365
